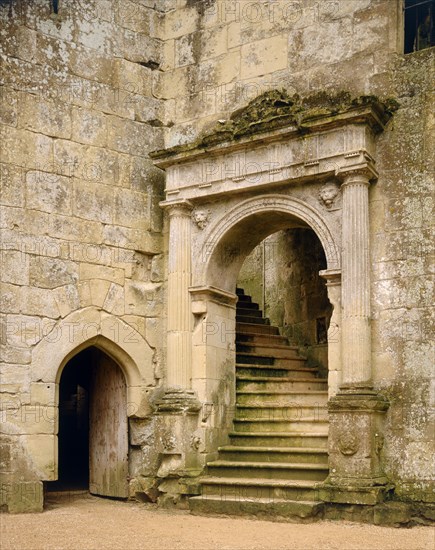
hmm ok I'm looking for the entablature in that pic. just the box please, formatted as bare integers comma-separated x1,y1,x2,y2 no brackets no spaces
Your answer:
151,92,398,203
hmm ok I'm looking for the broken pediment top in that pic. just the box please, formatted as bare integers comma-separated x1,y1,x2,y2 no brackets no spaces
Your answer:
150,90,399,163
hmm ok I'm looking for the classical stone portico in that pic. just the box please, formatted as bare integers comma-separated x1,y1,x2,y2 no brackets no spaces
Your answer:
151,92,398,505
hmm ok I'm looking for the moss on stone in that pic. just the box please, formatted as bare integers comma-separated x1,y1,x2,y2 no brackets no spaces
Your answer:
150,89,399,160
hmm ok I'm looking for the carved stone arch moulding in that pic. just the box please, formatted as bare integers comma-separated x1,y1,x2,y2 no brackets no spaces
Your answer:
201,193,340,286
31,307,155,417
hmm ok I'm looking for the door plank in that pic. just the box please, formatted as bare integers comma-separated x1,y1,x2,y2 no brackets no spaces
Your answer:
89,351,128,498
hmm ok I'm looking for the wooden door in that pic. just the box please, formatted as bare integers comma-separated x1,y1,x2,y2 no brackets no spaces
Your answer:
89,351,128,498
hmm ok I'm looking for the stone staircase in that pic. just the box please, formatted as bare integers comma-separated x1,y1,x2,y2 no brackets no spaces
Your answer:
189,288,329,521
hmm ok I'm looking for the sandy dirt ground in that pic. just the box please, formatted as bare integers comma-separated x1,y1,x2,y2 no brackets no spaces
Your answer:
1,493,433,550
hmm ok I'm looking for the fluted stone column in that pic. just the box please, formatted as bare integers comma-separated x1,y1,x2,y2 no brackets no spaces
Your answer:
323,164,390,498
157,200,200,412
340,168,372,389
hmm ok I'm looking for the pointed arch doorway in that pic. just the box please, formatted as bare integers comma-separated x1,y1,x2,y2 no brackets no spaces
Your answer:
47,347,128,498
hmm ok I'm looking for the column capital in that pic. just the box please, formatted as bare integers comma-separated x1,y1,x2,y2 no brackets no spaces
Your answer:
319,268,341,286
159,199,194,216
337,163,378,187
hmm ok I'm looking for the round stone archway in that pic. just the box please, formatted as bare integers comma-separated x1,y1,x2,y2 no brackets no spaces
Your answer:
200,194,340,293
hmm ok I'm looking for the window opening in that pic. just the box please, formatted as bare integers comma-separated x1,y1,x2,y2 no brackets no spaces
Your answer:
404,0,435,53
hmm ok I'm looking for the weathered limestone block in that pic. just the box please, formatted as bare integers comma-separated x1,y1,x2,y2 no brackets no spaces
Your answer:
103,283,125,316
71,107,107,147
48,215,103,245
121,315,147,340
160,6,199,40
22,434,57,480
0,87,18,127
69,47,116,87
1,404,58,436
102,225,162,254
79,263,124,286
73,179,114,224
0,481,43,513
116,0,153,34
88,279,112,308
1,250,29,286
145,317,163,349
53,284,81,318
124,281,163,317
0,345,31,365
26,171,72,215
0,364,30,395
115,58,153,98
121,29,161,65
30,257,78,289
241,35,287,79
30,382,57,406
1,283,60,318
2,315,52,348
0,126,53,170
0,163,25,207
114,189,149,229
19,94,72,139
107,116,164,155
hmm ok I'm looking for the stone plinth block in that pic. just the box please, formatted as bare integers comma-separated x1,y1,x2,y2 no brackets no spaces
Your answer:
0,481,43,513
327,389,390,493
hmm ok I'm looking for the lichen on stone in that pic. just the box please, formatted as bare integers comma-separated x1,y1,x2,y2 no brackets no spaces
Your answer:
150,89,399,159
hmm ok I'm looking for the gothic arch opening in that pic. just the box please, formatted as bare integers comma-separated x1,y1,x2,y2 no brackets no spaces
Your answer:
46,346,128,498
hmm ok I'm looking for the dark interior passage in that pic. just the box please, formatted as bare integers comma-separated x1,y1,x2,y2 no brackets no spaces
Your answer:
46,347,129,498
46,348,94,492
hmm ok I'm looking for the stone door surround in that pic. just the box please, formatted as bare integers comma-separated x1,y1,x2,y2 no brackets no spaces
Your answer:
151,92,396,492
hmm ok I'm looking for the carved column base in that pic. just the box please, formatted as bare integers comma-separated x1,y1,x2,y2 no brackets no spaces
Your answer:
150,388,204,501
155,388,201,414
322,388,390,504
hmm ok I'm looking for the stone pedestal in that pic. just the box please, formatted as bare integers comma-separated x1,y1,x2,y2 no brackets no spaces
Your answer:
322,389,391,504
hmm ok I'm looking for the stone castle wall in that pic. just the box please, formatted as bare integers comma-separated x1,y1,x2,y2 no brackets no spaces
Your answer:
0,0,433,511
159,0,434,505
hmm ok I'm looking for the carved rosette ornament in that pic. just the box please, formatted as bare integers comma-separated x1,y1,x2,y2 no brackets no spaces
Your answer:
338,432,360,456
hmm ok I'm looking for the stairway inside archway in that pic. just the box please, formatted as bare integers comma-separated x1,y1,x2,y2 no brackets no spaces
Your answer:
190,288,329,521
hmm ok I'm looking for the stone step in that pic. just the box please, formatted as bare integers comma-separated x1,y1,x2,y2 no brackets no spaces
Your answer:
233,418,329,434
236,301,260,310
206,461,329,481
189,494,324,522
229,432,329,449
236,377,328,392
236,307,263,318
236,391,328,406
236,288,245,296
236,322,280,335
236,364,318,379
236,353,307,367
236,343,301,359
235,404,328,421
236,332,289,345
236,315,270,325
196,477,323,501
236,295,252,304
217,446,328,464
